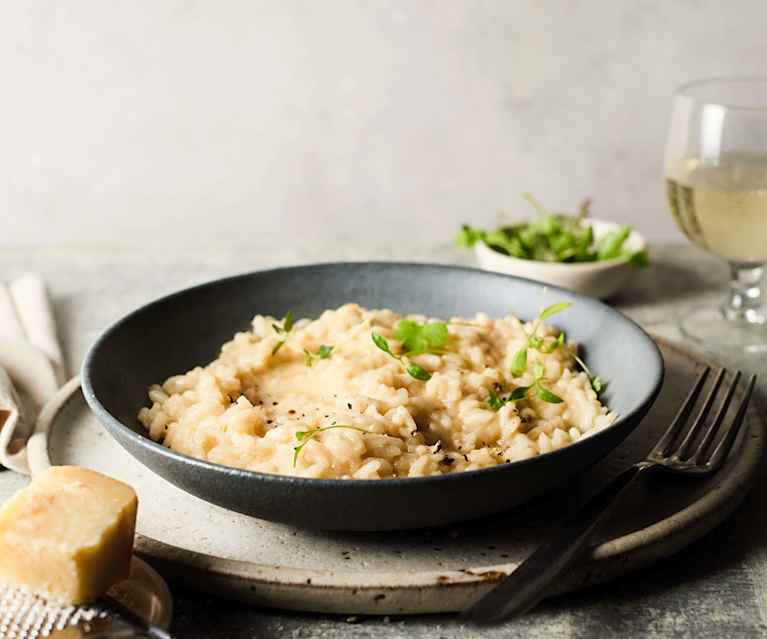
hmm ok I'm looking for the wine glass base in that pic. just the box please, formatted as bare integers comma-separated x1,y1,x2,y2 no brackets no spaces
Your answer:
680,306,767,354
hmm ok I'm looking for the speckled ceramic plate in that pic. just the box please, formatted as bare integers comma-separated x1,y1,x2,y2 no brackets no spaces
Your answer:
2,338,761,615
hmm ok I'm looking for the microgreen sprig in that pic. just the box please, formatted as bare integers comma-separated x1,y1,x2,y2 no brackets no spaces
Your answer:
304,344,335,367
573,353,604,394
394,319,449,355
372,331,433,381
510,302,571,377
370,318,449,381
531,362,564,403
487,362,563,410
271,311,295,356
292,425,368,466
487,387,527,411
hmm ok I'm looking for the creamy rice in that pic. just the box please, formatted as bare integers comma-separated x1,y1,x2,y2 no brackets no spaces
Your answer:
138,304,616,479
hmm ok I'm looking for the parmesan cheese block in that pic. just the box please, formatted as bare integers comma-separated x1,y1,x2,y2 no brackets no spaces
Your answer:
0,466,138,604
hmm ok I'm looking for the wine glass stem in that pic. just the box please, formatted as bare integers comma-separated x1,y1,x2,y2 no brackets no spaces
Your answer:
722,263,766,324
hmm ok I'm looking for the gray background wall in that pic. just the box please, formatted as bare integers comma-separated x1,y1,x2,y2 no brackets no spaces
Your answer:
3,1,765,250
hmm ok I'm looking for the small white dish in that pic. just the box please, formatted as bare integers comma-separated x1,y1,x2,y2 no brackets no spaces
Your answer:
473,219,647,300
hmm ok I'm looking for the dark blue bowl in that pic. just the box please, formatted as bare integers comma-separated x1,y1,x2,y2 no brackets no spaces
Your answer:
82,262,663,531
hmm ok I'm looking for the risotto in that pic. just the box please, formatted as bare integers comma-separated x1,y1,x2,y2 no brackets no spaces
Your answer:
138,303,616,479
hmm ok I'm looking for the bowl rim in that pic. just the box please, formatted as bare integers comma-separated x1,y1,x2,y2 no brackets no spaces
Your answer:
474,218,647,270
81,261,664,489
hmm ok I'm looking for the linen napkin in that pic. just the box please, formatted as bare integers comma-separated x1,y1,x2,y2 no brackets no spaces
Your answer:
0,275,65,474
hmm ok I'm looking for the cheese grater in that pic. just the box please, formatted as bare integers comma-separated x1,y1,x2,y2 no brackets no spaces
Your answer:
0,584,175,638
0,556,173,639
1,583,103,637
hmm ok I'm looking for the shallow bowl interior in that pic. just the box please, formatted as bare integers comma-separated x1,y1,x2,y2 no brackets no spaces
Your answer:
82,262,663,531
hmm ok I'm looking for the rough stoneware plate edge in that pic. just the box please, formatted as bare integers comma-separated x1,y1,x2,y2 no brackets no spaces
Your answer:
80,261,663,485
32,339,763,614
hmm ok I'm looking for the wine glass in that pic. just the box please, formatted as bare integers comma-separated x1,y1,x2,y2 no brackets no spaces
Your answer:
665,77,767,353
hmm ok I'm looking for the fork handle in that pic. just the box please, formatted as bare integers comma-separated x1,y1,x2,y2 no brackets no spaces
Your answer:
463,463,652,623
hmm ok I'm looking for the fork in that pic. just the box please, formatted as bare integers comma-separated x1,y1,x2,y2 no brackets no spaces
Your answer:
462,367,757,624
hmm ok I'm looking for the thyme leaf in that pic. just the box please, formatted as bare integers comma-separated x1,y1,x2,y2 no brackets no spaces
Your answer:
573,353,604,394
394,319,448,355
292,424,368,466
304,344,335,367
271,311,295,356
510,347,528,378
371,330,433,381
510,303,571,377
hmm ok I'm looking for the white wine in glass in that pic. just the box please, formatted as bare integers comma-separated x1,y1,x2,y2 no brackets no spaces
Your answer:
665,78,767,352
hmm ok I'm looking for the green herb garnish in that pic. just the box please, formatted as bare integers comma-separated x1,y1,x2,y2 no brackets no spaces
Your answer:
406,363,433,381
457,195,648,267
596,225,631,260
487,385,531,411
539,332,565,354
508,385,530,402
628,249,650,268
573,353,604,394
370,318,448,381
487,389,507,411
538,302,572,321
271,310,295,356
394,320,449,355
371,330,433,381
531,362,563,403
510,347,528,377
487,363,562,410
509,302,603,395
304,344,335,366
489,302,569,407
292,425,368,466
510,302,571,378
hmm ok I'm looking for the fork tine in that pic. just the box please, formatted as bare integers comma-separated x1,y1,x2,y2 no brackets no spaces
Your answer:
672,368,726,460
651,367,710,457
704,374,756,471
689,370,741,464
